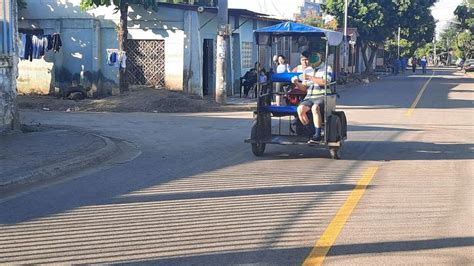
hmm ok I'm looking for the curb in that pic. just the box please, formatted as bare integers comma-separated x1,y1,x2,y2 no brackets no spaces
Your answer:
0,131,119,188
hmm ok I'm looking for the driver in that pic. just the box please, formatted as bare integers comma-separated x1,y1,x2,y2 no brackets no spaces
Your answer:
292,52,333,143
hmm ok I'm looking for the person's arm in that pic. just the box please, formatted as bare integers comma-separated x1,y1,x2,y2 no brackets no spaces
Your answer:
291,77,309,92
307,76,326,86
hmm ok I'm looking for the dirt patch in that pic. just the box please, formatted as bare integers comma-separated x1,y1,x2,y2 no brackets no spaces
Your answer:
18,87,255,113
18,74,383,114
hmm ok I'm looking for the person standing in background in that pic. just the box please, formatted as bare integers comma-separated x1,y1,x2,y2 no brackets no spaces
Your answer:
421,56,428,74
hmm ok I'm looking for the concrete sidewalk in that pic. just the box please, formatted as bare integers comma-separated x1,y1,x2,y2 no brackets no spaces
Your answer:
0,126,119,190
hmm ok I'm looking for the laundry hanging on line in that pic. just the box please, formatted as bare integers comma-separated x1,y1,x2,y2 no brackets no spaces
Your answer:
107,50,127,69
19,33,62,61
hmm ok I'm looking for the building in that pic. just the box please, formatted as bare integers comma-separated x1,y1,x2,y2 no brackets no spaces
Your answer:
17,1,279,98
0,0,20,133
294,0,325,20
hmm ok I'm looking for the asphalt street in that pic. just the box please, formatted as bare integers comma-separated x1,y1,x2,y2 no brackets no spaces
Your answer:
1,68,473,265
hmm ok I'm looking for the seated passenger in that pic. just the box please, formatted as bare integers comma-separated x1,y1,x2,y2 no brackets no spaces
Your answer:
292,51,314,74
242,67,257,98
276,55,290,73
292,52,333,143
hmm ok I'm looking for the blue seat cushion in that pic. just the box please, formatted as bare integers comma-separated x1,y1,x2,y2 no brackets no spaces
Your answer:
271,72,301,83
262,105,298,116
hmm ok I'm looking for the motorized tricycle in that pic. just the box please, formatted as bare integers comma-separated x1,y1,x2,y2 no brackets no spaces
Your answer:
244,22,347,159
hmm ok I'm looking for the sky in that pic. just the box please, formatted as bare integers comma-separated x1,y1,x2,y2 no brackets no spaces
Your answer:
228,0,463,37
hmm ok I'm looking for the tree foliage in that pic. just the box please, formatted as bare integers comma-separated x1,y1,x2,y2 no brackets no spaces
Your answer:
454,2,474,31
324,0,436,72
442,0,474,59
18,0,27,9
296,10,338,30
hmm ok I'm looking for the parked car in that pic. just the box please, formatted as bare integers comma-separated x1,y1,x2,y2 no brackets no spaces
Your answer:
463,59,474,72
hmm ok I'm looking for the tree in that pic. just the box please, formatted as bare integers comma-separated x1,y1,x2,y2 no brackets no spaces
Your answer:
453,1,474,58
324,0,391,72
296,10,338,30
80,0,159,93
454,2,474,31
18,0,27,9
324,0,436,72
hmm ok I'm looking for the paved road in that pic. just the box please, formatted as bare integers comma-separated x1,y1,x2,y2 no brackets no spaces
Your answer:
1,69,472,265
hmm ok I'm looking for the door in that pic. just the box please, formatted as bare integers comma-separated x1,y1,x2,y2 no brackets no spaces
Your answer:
202,39,214,96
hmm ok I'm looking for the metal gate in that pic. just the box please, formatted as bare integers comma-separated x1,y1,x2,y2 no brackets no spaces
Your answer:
125,40,165,87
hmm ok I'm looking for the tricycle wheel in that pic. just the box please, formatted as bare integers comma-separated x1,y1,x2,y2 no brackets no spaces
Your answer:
329,147,341,160
250,120,266,156
252,143,266,156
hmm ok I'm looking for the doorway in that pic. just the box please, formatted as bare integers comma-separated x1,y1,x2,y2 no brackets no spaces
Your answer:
202,39,214,96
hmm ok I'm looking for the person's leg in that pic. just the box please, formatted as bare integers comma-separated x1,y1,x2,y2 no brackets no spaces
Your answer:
297,104,311,125
311,103,322,128
308,98,324,143
243,82,250,97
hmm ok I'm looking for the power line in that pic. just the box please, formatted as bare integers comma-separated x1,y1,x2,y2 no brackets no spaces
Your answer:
269,0,286,18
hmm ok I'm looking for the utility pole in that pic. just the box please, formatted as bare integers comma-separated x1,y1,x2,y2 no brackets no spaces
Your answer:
433,38,437,66
397,26,400,58
215,0,228,104
343,0,348,73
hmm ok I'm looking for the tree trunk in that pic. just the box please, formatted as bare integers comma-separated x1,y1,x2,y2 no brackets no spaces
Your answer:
118,1,129,93
361,42,378,73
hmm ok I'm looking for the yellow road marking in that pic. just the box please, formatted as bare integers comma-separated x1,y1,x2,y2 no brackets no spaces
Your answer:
405,71,435,116
302,167,379,266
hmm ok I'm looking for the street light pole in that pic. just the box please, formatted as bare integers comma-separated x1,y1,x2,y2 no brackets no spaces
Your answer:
397,26,400,58
343,0,348,73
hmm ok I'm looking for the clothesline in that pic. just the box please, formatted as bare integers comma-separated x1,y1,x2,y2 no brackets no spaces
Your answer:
19,33,62,61
106,49,127,69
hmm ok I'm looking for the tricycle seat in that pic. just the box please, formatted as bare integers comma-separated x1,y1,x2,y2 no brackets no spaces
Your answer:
262,105,298,117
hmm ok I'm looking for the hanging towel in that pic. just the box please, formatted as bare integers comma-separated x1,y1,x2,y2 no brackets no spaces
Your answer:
115,52,121,69
107,51,117,66
32,35,40,59
25,34,33,61
120,52,127,69
52,33,62,53
46,35,53,51
19,33,26,59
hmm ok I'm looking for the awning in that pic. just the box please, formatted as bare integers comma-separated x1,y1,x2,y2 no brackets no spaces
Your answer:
254,21,343,46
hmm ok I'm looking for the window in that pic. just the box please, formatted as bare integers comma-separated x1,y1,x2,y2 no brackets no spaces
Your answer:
241,41,253,69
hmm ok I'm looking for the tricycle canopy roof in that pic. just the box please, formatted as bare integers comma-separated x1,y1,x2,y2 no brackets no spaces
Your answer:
254,21,343,46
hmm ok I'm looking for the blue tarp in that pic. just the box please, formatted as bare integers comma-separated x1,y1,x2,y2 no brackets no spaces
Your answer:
254,21,343,46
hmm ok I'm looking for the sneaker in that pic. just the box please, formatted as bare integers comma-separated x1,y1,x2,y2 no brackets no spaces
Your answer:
308,134,323,144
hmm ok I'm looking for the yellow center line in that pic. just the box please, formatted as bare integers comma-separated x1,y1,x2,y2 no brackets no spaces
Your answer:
405,71,436,116
302,166,379,266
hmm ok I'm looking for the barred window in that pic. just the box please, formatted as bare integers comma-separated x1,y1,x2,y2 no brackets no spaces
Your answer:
0,0,14,55
241,41,253,69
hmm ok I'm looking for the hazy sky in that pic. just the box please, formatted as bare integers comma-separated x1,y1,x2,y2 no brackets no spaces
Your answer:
229,0,463,36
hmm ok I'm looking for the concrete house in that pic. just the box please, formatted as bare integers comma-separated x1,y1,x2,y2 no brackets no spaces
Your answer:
1,0,19,133
17,1,279,98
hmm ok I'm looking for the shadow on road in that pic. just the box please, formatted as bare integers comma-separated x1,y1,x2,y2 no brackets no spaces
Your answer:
339,69,473,110
120,236,474,265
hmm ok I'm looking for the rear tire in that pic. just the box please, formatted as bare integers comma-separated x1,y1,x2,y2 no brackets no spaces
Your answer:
327,115,342,142
329,147,341,159
251,121,266,156
333,111,347,139
252,143,266,156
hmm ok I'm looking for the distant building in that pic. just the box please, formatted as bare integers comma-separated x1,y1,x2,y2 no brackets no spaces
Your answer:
294,0,325,20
